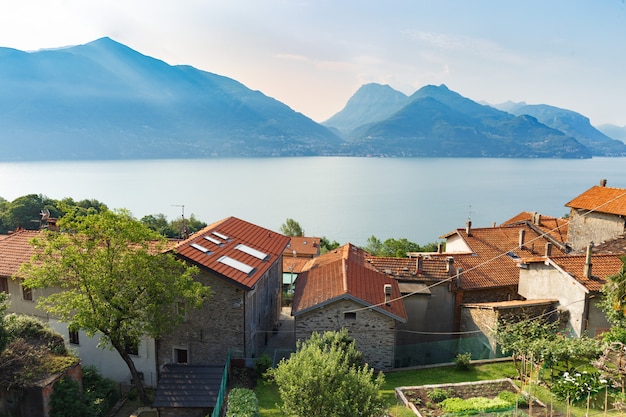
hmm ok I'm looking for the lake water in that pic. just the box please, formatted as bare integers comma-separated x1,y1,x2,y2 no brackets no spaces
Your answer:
1,157,625,246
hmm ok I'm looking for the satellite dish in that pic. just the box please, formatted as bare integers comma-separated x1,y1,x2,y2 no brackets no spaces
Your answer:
40,209,50,220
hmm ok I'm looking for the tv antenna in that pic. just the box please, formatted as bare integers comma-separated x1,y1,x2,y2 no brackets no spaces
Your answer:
171,205,189,239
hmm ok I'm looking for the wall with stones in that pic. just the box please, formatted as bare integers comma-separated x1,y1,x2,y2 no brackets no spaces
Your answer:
568,209,625,251
294,299,397,370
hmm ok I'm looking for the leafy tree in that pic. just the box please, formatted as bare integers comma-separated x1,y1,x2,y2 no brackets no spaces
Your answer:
21,208,211,404
140,213,177,237
599,255,626,328
319,236,340,253
0,293,10,352
171,213,207,238
269,330,385,417
363,235,441,257
0,194,60,233
280,218,303,237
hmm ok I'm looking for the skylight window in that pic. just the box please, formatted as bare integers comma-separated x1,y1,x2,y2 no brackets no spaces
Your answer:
191,243,211,254
218,256,255,275
235,244,269,261
204,236,222,245
213,231,229,241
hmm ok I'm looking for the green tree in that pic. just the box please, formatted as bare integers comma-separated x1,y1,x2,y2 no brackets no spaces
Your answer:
0,194,60,233
363,235,440,257
21,209,211,404
599,255,626,328
319,236,340,253
269,330,385,417
280,218,303,237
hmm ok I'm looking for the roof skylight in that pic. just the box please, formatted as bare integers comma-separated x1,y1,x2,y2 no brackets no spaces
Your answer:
191,243,211,254
218,256,255,275
212,231,229,241
204,235,223,245
235,244,269,261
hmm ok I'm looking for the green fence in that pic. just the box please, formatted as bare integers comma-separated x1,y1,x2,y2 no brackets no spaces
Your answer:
211,351,231,417
395,334,505,368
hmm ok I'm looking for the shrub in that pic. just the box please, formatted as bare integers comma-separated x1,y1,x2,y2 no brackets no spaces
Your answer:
254,353,273,378
427,387,453,403
439,396,512,414
454,352,472,371
226,388,258,417
497,391,528,407
82,366,119,416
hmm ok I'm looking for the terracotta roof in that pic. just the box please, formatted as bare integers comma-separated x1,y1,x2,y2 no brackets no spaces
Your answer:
283,256,310,274
593,235,626,255
549,254,625,292
285,236,321,257
443,224,569,290
175,216,290,290
565,185,626,216
292,244,407,322
500,211,568,243
0,230,40,277
365,255,452,281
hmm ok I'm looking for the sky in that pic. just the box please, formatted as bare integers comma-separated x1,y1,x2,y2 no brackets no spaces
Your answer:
1,1,625,126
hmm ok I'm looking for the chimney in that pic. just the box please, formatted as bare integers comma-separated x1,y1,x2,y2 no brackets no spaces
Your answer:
456,268,463,287
466,220,472,236
545,242,552,257
384,284,392,305
519,229,526,249
416,254,424,274
600,179,607,187
584,242,594,279
532,212,541,226
446,256,455,277
437,242,443,254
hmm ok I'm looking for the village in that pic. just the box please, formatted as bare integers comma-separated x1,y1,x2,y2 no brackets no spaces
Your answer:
1,178,626,416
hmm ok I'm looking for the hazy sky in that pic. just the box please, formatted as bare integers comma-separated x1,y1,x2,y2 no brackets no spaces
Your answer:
1,1,625,126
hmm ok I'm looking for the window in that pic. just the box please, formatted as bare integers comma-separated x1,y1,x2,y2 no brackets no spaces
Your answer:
0,277,8,294
174,348,188,364
344,312,356,321
69,330,79,345
176,301,187,322
22,285,32,301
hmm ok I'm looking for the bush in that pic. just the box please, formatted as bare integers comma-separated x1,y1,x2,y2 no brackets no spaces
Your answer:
427,387,453,403
226,388,258,417
254,353,273,378
497,391,528,407
454,352,472,371
82,366,119,416
439,396,512,414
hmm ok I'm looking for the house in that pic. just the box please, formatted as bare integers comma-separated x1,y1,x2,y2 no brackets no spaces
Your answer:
442,220,569,331
565,180,626,252
365,254,457,366
159,216,290,368
517,244,623,337
282,236,321,294
291,243,407,370
0,230,158,387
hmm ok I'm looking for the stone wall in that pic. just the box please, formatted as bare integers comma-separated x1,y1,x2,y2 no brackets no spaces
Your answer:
568,209,625,251
157,270,245,367
294,299,397,370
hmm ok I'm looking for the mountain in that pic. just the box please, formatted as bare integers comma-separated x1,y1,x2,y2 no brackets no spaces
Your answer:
595,124,626,144
330,84,591,158
321,83,408,134
0,37,343,160
493,103,626,156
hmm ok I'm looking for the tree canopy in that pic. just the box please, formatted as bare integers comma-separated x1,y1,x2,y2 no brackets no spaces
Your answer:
269,329,385,417
363,235,441,257
280,218,303,237
20,208,211,403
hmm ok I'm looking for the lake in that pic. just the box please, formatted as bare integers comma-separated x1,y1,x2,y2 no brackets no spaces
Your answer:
1,157,625,246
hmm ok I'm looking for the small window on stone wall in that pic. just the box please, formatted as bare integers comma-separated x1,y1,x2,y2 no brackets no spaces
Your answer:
174,348,188,364
344,312,356,321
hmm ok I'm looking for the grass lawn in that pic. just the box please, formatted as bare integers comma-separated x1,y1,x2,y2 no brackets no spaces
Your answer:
255,360,622,417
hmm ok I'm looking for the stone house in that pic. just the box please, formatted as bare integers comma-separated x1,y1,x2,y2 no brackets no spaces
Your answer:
566,180,626,252
517,245,624,337
365,254,456,366
291,243,407,371
159,216,290,367
282,235,321,294
0,230,158,387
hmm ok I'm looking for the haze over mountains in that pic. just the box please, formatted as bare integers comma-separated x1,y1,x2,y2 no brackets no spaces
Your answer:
1,37,624,161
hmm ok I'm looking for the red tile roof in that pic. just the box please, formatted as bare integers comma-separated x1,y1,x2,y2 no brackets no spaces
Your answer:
283,257,310,274
292,244,407,322
175,216,290,290
365,255,452,281
0,230,40,277
285,236,321,257
566,185,626,216
443,224,569,290
500,211,568,243
523,253,626,292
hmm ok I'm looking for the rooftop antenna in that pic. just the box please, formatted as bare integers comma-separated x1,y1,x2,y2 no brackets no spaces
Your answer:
468,204,473,221
172,204,189,239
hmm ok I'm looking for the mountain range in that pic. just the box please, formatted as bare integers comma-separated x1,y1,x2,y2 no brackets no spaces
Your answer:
1,37,625,160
